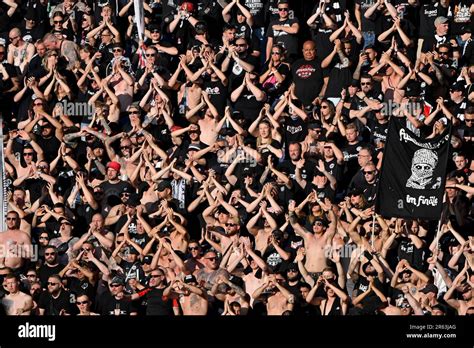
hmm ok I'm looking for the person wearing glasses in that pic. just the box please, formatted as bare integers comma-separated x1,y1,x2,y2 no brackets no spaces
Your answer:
195,250,230,291
7,27,35,74
266,0,299,62
221,36,257,91
38,246,63,289
5,129,45,180
38,274,75,315
97,276,137,315
127,269,175,315
1,274,34,315
0,211,32,272
76,294,99,315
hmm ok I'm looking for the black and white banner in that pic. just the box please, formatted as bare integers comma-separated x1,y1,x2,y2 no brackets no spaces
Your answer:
375,117,451,220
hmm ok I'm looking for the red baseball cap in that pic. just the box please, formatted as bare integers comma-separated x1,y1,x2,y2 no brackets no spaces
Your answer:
107,161,121,171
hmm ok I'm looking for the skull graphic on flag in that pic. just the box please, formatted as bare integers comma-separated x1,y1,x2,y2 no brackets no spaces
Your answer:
406,149,442,190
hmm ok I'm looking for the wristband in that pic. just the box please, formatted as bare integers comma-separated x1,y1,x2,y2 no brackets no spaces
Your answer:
137,288,151,297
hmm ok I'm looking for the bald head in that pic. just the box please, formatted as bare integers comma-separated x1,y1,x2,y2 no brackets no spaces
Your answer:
302,40,316,61
43,33,60,50
9,28,21,37
8,28,22,46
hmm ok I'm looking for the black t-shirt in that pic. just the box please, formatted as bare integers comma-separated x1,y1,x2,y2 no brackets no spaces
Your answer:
243,0,265,28
263,242,293,273
310,26,334,62
447,98,468,122
366,118,389,144
38,264,63,289
279,159,314,185
227,54,259,91
38,289,76,315
308,182,336,202
144,287,174,315
451,0,472,35
98,291,137,315
36,135,61,163
357,0,378,32
99,180,132,205
233,89,266,121
291,58,323,106
397,238,428,271
66,276,95,301
342,141,365,173
324,158,344,183
419,2,449,39
282,116,308,147
267,17,300,56
202,79,228,116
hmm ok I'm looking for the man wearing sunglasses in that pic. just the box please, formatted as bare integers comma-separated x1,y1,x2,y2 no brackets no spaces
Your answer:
0,211,32,273
266,0,299,61
7,27,35,74
38,246,63,289
38,274,75,315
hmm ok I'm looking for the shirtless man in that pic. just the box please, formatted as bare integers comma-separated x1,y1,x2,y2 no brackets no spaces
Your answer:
167,275,208,315
164,208,189,253
108,59,134,112
288,200,337,274
242,245,269,307
197,91,222,146
1,274,33,315
7,28,35,74
0,211,32,271
42,33,79,70
252,273,295,315
184,242,205,274
444,263,474,315
103,131,142,180
195,250,229,291
6,131,44,179
73,213,114,252
246,201,278,254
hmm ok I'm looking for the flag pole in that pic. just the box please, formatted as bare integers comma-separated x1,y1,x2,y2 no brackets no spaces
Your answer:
0,112,6,232
434,192,447,254
371,213,376,249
